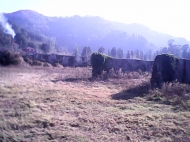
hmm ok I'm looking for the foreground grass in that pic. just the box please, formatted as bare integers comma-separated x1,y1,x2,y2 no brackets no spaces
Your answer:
0,66,190,142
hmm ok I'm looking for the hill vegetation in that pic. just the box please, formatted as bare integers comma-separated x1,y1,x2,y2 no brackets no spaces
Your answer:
2,10,189,54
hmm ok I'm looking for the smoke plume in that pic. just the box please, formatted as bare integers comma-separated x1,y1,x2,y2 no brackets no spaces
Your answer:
0,13,15,38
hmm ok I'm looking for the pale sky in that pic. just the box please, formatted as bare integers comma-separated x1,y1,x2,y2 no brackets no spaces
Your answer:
1,0,190,40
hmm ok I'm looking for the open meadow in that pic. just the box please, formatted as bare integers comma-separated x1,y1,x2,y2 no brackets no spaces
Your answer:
0,66,190,142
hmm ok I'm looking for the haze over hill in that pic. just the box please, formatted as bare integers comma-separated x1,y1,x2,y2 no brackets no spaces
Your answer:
1,10,190,53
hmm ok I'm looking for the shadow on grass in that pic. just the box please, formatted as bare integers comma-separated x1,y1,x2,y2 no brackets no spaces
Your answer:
51,76,108,83
111,83,150,100
51,77,91,83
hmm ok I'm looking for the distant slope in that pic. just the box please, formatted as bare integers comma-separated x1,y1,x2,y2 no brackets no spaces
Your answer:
5,10,50,35
4,10,190,53
116,23,189,48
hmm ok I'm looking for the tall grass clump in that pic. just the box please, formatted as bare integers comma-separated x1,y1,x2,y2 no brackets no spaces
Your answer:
147,82,190,110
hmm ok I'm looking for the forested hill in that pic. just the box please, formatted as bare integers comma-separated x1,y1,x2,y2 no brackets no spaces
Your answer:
1,10,190,53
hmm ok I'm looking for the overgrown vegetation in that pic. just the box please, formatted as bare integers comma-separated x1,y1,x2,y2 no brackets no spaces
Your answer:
91,52,112,77
0,66,190,141
147,82,190,110
151,54,179,88
0,50,22,66
0,19,55,54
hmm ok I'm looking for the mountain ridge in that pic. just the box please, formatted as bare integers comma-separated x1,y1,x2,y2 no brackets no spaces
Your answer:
2,10,190,53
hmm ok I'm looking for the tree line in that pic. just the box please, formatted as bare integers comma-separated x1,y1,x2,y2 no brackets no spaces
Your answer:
77,39,190,65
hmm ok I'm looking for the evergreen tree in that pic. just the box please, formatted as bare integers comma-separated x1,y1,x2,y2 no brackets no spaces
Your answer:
140,50,143,60
108,49,111,56
168,39,175,53
126,51,130,59
153,53,156,60
144,54,147,60
81,47,88,57
136,49,139,59
182,44,189,58
40,43,50,53
81,46,92,66
148,51,152,60
117,48,124,58
111,47,117,57
87,47,92,56
156,50,159,56
131,51,134,59
81,46,91,57
73,45,78,57
160,47,168,54
98,46,105,53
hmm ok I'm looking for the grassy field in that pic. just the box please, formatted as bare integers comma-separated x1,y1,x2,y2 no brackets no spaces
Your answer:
0,66,190,142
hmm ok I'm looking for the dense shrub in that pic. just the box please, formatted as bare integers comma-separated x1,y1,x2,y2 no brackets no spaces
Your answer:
43,62,52,67
32,60,43,66
0,50,22,66
147,82,190,110
54,63,63,68
23,56,53,67
23,57,33,65
40,43,50,53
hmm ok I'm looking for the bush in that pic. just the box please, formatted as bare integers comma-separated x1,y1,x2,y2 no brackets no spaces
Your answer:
40,43,50,53
32,60,43,66
23,57,33,65
147,82,190,110
23,56,52,67
43,62,52,67
54,63,63,68
0,50,22,66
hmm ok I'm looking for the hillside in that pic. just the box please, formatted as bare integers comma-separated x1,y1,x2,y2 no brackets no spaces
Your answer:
115,23,190,48
2,10,190,54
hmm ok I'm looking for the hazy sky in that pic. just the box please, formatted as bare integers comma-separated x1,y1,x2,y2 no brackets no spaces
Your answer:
1,0,190,40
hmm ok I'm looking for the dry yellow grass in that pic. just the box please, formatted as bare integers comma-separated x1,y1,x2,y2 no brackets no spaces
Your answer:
0,66,190,142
